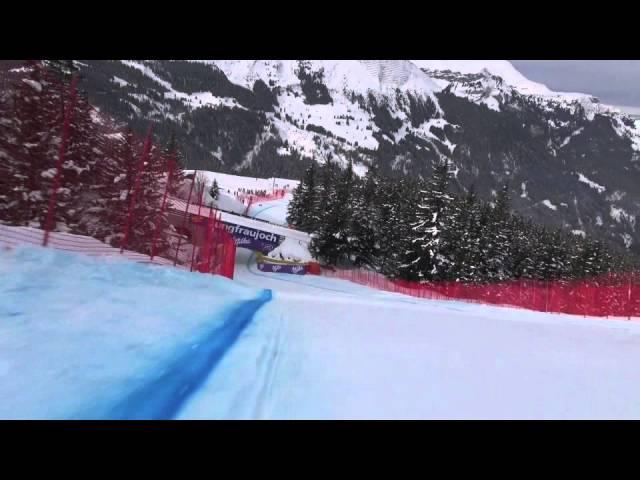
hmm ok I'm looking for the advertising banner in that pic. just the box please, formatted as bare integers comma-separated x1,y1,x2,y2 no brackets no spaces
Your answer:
221,221,284,254
257,262,308,275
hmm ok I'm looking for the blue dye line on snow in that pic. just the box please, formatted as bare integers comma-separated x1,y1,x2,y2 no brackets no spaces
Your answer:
102,289,272,420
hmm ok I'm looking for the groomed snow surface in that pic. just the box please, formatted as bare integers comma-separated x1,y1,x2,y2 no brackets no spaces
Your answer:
0,245,265,419
2,244,640,419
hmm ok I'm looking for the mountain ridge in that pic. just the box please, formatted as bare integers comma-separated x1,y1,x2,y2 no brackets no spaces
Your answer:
73,60,640,254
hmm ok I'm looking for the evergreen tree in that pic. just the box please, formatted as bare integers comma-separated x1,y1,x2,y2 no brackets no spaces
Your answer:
89,125,138,245
43,60,78,80
163,131,186,197
484,184,513,281
287,161,318,231
349,163,381,267
375,177,401,275
309,158,344,264
209,179,220,201
448,186,483,282
0,61,110,237
399,161,454,281
510,216,537,279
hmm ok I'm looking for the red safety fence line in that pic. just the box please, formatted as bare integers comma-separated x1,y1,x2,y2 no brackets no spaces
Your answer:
150,158,175,261
174,170,197,266
235,189,287,206
321,266,640,319
120,125,153,254
1,225,176,266
7,66,237,280
43,75,78,247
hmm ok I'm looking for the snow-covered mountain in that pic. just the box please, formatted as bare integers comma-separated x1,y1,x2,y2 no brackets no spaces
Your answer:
75,60,640,254
412,60,587,98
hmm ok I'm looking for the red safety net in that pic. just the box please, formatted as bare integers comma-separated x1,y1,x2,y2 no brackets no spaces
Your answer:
2,65,236,280
189,207,236,278
236,189,287,206
322,267,640,319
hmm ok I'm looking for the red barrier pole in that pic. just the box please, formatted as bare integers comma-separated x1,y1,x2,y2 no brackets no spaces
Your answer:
197,182,204,217
518,279,523,308
150,159,175,261
198,206,215,273
532,281,536,311
43,75,78,247
174,171,197,266
121,125,153,254
628,273,633,321
188,185,206,271
207,206,217,274
545,279,549,313
189,223,199,272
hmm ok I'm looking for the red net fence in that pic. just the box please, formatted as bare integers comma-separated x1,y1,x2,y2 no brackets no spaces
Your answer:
236,189,287,206
322,267,640,319
0,63,236,279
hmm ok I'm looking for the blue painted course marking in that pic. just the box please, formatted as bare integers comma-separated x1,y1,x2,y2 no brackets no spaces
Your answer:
101,289,272,420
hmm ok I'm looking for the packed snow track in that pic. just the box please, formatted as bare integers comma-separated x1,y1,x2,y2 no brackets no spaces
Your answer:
3,246,640,419
176,248,640,419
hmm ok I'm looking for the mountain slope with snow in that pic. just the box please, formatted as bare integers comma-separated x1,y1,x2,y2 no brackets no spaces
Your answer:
75,60,640,254
411,60,590,99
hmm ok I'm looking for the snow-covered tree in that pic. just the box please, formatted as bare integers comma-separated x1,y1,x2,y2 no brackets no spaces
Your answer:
448,186,483,282
483,184,513,281
309,158,350,264
287,161,318,231
0,61,84,231
399,161,454,281
209,179,220,201
348,163,381,267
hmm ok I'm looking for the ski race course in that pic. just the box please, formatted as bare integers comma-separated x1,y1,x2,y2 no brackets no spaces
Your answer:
3,242,640,419
2,172,640,420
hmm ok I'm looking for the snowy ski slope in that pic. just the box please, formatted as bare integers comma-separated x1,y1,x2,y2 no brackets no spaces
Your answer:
3,231,640,418
0,245,266,419
176,248,640,419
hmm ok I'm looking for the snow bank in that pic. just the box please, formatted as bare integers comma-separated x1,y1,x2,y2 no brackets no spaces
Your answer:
266,237,313,263
0,245,263,419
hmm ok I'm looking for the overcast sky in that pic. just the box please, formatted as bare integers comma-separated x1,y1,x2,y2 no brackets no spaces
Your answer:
510,60,640,112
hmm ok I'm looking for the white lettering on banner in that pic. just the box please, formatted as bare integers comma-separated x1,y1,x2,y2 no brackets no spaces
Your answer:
222,222,279,244
291,265,303,274
272,265,281,272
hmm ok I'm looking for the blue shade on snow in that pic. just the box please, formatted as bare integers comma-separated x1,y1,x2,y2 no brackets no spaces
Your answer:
102,290,272,420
